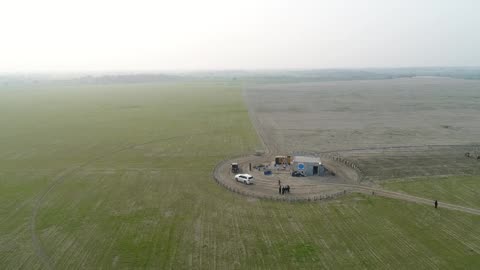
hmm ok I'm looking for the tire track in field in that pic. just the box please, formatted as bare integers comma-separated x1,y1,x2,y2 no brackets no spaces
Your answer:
242,84,272,154
30,133,210,269
318,182,480,216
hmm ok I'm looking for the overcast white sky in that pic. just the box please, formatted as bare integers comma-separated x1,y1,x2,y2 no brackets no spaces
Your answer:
1,0,479,72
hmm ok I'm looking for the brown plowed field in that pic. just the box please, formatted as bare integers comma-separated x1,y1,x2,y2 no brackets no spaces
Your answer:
243,77,480,182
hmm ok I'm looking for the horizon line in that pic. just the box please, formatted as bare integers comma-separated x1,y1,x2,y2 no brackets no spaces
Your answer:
1,65,480,75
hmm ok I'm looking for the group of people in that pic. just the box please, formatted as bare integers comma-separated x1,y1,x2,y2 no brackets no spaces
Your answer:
278,180,290,195
279,185,290,194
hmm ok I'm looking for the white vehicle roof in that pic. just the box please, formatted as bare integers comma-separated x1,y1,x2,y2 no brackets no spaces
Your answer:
235,174,253,178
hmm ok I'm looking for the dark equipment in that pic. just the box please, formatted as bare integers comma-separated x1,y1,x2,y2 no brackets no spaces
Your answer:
254,164,266,171
291,171,306,177
231,163,239,173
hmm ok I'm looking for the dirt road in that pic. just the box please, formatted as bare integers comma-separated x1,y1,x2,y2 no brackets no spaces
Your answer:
320,182,480,215
213,154,480,216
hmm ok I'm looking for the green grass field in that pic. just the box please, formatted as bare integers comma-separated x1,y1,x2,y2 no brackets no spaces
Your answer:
383,176,480,209
1,82,479,269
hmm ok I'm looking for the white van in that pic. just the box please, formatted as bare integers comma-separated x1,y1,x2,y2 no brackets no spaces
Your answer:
235,174,254,185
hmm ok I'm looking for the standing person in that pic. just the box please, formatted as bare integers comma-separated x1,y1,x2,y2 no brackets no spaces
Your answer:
279,185,282,194
286,185,290,194
435,200,438,209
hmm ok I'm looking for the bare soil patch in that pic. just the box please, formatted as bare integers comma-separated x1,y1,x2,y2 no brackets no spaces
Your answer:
244,78,480,181
213,155,354,201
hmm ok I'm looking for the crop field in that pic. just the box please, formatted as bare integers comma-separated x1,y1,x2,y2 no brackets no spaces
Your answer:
343,145,480,182
1,81,480,269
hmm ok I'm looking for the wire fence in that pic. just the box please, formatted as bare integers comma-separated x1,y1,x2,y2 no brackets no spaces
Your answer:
212,155,349,203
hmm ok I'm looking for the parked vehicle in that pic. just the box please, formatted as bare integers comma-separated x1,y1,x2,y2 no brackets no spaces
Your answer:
235,174,254,184
231,163,239,173
291,171,306,177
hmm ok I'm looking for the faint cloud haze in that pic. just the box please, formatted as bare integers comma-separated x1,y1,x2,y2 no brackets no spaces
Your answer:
1,0,479,72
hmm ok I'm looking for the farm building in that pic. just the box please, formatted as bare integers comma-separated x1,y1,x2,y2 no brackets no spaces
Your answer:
292,156,324,176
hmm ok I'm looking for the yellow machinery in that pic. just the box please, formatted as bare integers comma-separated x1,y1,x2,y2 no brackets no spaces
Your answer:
275,155,292,165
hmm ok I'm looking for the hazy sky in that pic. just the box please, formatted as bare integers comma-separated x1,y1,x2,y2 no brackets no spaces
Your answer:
1,0,479,72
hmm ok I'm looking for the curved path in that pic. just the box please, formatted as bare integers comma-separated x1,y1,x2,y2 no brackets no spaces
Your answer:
321,182,480,215
213,154,361,200
213,154,480,216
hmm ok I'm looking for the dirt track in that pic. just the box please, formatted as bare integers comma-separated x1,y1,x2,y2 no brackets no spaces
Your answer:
213,154,480,215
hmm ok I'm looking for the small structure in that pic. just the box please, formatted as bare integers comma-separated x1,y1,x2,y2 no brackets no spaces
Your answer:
275,155,292,165
292,156,323,176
